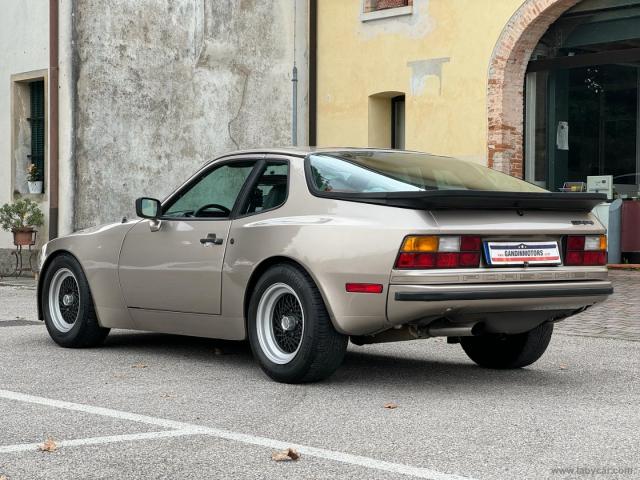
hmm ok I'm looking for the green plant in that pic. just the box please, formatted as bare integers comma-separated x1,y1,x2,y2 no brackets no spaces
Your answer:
0,198,45,232
27,163,42,182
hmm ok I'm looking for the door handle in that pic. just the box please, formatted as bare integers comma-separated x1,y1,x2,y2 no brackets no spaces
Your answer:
200,233,224,245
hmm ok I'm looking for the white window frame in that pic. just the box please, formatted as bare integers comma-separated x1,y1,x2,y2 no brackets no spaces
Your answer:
360,0,413,22
10,69,49,199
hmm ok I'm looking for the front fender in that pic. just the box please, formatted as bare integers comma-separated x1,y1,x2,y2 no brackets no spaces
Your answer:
37,221,139,328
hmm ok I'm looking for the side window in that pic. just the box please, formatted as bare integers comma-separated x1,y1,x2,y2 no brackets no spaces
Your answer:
242,162,289,215
163,162,255,218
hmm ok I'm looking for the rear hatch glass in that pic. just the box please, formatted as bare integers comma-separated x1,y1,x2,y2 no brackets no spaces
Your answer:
306,151,604,211
308,151,545,194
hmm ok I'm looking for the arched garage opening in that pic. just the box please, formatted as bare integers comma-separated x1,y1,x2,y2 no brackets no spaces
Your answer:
487,0,581,177
489,0,640,197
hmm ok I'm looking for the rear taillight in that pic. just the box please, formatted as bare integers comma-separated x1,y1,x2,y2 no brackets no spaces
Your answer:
395,235,482,269
565,235,607,266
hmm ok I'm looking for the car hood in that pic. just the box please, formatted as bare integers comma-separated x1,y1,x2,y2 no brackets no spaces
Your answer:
71,220,140,236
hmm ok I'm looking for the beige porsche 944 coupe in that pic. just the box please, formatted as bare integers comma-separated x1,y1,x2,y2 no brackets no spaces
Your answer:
38,148,613,383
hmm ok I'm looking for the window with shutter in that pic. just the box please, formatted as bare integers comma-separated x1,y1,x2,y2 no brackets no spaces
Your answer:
29,80,45,189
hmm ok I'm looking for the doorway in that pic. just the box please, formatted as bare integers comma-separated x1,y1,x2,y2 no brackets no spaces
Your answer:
392,95,405,149
367,92,405,149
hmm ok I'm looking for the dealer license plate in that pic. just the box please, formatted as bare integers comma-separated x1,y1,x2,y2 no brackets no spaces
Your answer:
485,241,562,266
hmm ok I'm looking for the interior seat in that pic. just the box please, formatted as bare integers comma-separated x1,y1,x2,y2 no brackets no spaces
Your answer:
262,183,287,210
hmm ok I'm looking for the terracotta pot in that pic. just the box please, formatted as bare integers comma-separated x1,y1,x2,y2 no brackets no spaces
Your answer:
12,228,36,246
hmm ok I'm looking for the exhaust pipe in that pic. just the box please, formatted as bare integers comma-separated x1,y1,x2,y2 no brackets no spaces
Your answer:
351,322,483,345
426,323,482,338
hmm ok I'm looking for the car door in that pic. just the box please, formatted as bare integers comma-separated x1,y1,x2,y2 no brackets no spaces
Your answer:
118,159,259,315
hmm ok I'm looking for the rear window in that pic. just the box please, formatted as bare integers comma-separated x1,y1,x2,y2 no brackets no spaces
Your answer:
307,152,546,194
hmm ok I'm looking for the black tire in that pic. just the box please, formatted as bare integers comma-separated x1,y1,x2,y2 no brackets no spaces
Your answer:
247,263,348,383
460,323,553,369
42,254,110,348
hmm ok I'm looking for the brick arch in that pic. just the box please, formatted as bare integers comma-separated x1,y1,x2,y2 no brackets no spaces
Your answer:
487,0,581,177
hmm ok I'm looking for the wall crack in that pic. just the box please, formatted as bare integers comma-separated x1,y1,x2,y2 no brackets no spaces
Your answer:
228,67,250,149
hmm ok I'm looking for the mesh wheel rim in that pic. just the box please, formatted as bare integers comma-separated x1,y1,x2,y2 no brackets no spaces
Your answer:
256,283,305,365
48,268,80,333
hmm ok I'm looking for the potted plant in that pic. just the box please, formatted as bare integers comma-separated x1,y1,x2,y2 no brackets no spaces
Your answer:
26,163,43,194
0,198,45,246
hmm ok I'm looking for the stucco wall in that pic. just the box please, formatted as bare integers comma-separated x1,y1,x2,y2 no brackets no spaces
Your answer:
0,0,49,249
73,0,308,229
316,0,524,164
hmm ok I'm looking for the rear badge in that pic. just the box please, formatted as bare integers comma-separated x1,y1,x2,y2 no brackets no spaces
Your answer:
571,220,594,225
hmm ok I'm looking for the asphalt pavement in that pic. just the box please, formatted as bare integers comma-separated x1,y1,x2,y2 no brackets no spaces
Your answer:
0,321,638,479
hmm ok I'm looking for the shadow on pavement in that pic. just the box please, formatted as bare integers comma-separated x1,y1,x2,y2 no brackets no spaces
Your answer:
334,348,560,390
100,331,562,389
104,331,250,352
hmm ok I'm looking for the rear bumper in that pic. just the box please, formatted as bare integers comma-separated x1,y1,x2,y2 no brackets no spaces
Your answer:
387,280,612,325
394,284,613,302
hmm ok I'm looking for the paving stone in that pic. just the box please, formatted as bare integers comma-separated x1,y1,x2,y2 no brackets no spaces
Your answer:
556,271,640,341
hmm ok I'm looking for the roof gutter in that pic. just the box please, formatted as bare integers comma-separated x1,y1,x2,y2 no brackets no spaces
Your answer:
49,0,59,239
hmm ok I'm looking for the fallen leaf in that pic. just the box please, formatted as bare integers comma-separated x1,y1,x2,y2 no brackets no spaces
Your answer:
271,448,300,462
559,364,568,370
0,474,8,480
160,393,176,398
38,437,58,452
131,363,148,369
383,402,399,409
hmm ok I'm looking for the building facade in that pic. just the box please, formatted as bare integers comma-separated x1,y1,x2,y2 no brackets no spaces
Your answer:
315,0,640,195
72,0,309,228
0,1,53,258
3,0,640,268
1,0,308,267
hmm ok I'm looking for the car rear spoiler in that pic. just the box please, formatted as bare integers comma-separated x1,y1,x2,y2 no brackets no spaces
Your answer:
322,191,606,212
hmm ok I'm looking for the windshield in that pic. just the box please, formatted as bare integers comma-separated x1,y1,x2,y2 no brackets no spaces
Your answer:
308,151,547,194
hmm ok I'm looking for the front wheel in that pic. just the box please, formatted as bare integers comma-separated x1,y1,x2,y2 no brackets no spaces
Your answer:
42,254,110,348
247,264,348,383
460,323,553,369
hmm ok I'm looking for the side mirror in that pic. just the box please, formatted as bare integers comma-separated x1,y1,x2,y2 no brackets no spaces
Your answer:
135,197,161,219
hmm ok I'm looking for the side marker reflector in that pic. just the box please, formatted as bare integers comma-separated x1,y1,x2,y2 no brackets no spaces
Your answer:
346,283,384,294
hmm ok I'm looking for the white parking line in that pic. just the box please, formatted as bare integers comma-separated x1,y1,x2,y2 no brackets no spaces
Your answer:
0,389,476,480
0,389,192,429
0,429,199,454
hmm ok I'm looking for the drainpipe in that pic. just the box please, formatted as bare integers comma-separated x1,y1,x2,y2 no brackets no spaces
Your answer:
291,0,298,146
49,0,59,239
309,0,317,146
292,65,298,146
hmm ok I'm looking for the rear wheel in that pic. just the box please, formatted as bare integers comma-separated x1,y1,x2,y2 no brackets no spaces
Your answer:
42,254,110,348
460,323,553,369
248,264,348,383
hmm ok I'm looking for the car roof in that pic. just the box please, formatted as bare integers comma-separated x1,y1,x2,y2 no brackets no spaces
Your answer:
214,147,429,162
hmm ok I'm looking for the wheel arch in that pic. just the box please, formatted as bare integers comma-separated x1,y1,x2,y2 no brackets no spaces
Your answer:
243,255,337,331
37,250,87,321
